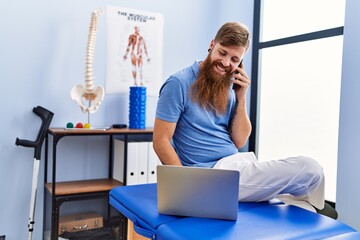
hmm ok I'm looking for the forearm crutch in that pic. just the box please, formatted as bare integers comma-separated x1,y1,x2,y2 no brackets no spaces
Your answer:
15,106,53,240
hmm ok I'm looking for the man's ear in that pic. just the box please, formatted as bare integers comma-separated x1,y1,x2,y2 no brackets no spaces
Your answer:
209,40,215,51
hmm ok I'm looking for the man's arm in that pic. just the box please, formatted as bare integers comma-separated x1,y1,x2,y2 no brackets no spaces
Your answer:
229,62,252,148
228,99,252,148
153,118,182,166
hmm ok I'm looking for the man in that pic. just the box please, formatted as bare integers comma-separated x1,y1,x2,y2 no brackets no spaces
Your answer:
153,22,337,218
123,26,150,86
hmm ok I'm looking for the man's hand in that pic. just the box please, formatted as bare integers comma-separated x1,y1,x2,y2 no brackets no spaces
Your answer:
228,62,252,148
231,62,250,101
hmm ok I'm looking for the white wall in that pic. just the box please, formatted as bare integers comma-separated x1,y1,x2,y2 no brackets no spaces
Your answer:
336,0,360,231
0,0,253,239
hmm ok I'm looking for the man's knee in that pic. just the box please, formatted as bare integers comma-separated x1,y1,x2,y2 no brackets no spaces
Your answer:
297,156,324,181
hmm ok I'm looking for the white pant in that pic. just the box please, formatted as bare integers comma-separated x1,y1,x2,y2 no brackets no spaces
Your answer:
213,152,325,212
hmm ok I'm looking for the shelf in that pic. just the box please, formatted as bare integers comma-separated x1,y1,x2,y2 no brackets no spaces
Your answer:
46,178,123,196
48,127,153,136
45,128,153,239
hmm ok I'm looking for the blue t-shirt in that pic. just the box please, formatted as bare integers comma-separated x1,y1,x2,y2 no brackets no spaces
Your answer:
156,61,239,167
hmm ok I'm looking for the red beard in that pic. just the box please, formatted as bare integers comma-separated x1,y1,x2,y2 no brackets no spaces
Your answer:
190,56,233,115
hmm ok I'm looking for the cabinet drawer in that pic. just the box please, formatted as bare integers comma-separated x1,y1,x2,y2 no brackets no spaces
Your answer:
59,212,103,234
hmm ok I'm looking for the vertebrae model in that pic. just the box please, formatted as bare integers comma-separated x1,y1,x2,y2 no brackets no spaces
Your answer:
71,9,104,117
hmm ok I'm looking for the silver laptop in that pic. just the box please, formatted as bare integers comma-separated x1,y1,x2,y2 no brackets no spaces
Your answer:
157,165,239,220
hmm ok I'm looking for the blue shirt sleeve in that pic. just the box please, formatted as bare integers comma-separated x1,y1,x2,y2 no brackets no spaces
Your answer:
156,76,185,123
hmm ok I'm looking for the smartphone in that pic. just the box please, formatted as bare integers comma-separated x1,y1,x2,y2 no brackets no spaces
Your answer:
232,60,243,89
236,59,243,73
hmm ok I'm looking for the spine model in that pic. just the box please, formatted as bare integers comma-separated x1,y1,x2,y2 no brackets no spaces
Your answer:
70,9,105,117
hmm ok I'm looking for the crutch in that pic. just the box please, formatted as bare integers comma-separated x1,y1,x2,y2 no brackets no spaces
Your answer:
15,106,54,240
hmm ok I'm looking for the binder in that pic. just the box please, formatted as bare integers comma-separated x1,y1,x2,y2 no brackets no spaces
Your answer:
126,142,140,185
113,140,150,185
113,139,125,182
147,142,162,183
137,142,149,184
113,140,139,185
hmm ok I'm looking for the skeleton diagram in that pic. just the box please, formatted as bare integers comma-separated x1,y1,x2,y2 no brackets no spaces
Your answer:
123,26,150,86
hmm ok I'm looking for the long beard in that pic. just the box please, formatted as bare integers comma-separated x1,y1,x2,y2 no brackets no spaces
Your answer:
190,56,233,115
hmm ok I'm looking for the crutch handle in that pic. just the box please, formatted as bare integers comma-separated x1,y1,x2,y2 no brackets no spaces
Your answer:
15,138,37,148
15,106,54,159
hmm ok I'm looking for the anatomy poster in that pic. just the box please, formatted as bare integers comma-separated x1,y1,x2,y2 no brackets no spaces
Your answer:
106,5,164,96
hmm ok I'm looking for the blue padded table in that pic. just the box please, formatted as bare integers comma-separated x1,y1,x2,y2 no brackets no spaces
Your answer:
109,183,357,240
323,232,360,239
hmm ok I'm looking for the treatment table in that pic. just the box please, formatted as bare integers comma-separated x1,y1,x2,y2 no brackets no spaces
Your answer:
109,183,359,239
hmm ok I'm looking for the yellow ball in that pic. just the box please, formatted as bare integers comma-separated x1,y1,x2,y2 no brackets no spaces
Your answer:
84,123,91,129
